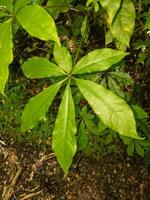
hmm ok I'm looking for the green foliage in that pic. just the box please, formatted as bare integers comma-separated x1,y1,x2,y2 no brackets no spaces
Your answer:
0,0,13,12
0,19,13,94
46,0,73,19
0,0,149,173
52,83,77,173
100,0,136,50
54,44,72,73
16,4,60,44
75,78,140,139
22,57,65,78
20,46,141,172
0,0,59,94
73,48,127,74
21,81,63,132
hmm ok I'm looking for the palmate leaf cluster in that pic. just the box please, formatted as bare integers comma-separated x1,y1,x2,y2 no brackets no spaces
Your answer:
0,0,149,173
21,46,141,173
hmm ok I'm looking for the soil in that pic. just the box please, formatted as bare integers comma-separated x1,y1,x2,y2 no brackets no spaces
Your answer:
0,134,150,200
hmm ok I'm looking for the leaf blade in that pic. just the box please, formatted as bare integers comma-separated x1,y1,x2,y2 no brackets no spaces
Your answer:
110,0,136,47
21,81,63,132
0,0,13,12
75,78,141,139
16,4,60,44
0,62,8,95
0,19,13,94
14,0,31,12
73,48,127,74
54,44,72,74
21,57,66,79
52,83,77,173
0,19,13,64
99,0,121,25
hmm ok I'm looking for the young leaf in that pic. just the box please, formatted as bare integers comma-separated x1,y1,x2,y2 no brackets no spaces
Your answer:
73,48,127,74
21,81,63,132
0,0,13,12
14,0,31,12
99,0,121,25
54,44,72,74
16,4,60,44
21,57,66,79
75,78,141,139
52,83,77,173
0,19,13,64
0,62,8,95
110,0,135,47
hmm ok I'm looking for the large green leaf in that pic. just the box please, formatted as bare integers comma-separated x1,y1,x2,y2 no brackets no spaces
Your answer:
0,19,13,94
22,57,66,78
16,4,60,44
52,83,77,173
54,44,72,74
14,0,31,12
21,81,63,132
75,78,141,139
0,62,8,95
73,48,127,74
0,0,13,12
110,0,135,47
99,0,121,25
0,19,13,64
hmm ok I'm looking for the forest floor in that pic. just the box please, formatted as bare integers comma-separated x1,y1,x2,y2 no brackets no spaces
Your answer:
0,133,150,200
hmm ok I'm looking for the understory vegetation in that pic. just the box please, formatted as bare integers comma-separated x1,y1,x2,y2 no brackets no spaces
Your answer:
0,0,150,174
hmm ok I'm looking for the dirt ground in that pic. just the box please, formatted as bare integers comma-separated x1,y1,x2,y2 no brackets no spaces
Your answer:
0,133,150,200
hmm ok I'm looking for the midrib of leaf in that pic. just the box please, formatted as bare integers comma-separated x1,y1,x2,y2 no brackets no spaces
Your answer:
62,85,70,156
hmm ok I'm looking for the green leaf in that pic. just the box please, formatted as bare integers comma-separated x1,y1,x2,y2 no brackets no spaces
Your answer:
21,57,66,79
16,4,60,44
0,10,7,17
0,62,8,95
14,0,31,12
54,44,72,74
73,48,127,74
127,140,134,156
75,78,141,139
110,0,135,47
131,105,149,120
135,142,144,157
144,11,150,29
106,30,114,45
21,81,63,132
99,0,121,25
104,132,113,144
0,19,13,94
110,72,134,85
81,16,90,42
0,0,13,12
0,19,13,64
108,76,125,98
98,120,107,133
52,83,77,173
